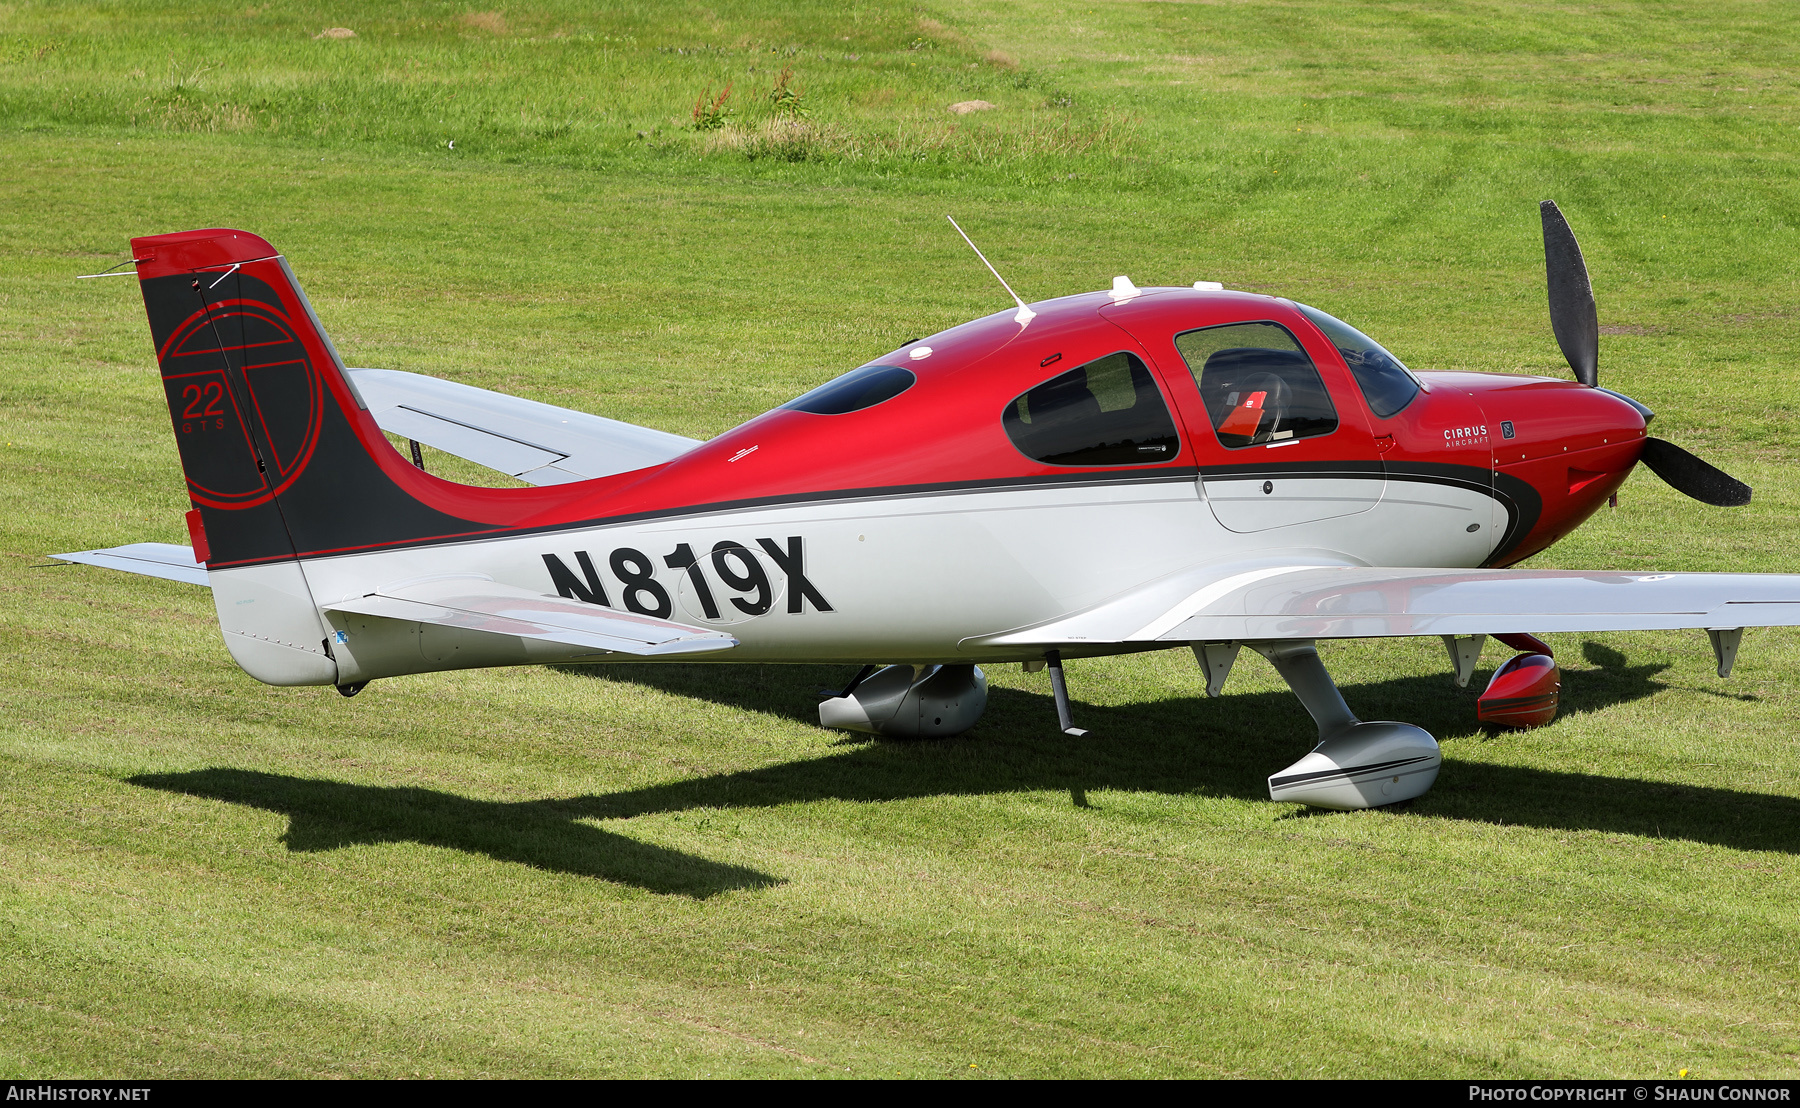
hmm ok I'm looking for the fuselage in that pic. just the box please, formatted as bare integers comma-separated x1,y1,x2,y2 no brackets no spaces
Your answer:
211,285,1648,685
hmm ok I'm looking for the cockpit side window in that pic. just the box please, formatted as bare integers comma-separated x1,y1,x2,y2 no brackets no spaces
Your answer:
1295,303,1421,419
1002,351,1180,466
1174,322,1340,449
783,364,916,415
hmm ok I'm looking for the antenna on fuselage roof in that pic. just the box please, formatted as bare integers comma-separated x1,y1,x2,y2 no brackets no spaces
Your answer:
945,215,1035,326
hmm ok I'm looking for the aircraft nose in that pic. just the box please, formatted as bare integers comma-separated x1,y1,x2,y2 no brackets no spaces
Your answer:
1478,381,1648,560
1478,381,1648,465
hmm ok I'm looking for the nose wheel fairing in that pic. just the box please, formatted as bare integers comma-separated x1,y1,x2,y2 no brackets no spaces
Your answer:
1476,651,1561,729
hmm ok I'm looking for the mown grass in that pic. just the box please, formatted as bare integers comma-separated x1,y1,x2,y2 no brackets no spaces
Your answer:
2,0,1798,1078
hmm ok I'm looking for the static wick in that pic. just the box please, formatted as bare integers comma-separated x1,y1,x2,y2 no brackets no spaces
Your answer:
75,258,141,280
945,215,1035,326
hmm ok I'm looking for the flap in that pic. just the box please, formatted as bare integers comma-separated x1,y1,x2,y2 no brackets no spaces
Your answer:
325,575,737,657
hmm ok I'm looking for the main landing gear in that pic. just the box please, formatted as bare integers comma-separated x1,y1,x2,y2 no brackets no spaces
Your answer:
814,636,1568,810
1250,641,1443,810
1192,639,1442,809
814,645,1444,810
1224,632,1569,810
815,652,1083,740
817,664,988,738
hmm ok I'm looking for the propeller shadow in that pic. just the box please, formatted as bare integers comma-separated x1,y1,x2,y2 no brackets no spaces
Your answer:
126,768,780,899
552,647,1800,853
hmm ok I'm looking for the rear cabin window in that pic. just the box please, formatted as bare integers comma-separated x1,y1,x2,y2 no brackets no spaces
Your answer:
783,364,916,415
1295,303,1421,418
1002,351,1180,466
1174,322,1340,449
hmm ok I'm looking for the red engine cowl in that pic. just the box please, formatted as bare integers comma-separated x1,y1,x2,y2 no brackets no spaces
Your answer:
1476,652,1561,729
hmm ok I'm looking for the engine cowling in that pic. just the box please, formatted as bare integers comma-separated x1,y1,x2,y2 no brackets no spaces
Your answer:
818,664,988,738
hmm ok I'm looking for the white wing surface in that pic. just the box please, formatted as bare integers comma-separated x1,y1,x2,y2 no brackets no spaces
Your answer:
53,542,207,586
973,564,1800,647
348,368,702,485
324,576,737,657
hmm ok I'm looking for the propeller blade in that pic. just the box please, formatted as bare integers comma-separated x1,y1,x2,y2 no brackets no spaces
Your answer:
1541,199,1598,388
1639,437,1752,507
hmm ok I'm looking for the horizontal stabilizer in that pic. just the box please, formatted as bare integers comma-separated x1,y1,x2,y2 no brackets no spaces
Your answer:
349,368,701,485
53,542,207,586
972,563,1800,647
325,575,737,657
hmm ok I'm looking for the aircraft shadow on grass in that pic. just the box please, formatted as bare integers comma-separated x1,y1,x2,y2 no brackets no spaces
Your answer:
125,768,781,899
551,640,1800,856
123,642,1790,893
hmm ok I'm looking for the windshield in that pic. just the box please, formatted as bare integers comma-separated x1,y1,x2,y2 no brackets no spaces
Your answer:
1295,303,1421,419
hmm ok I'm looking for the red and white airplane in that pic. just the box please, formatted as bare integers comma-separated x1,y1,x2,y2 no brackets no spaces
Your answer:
61,204,1796,810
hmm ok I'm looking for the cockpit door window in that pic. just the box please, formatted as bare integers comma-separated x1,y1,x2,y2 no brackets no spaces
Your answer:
1173,322,1340,449
1107,312,1382,534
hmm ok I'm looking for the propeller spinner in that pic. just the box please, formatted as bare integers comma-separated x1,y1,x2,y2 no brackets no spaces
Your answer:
1539,200,1751,508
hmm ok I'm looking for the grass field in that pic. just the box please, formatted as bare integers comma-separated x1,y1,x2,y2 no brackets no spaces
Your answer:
3,0,1800,1078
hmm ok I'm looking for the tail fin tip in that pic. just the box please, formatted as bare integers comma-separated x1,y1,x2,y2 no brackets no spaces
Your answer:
132,228,281,280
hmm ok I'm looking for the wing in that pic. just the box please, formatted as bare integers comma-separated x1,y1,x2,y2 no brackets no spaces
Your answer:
323,576,737,657
348,368,701,485
52,542,208,586
970,563,1800,648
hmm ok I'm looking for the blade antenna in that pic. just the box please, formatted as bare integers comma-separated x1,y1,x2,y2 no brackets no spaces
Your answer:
946,215,1035,325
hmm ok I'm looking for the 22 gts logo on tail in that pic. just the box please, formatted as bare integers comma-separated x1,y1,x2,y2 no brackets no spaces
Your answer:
541,536,830,622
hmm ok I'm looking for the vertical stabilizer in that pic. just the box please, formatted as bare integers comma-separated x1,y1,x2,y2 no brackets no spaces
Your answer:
132,229,492,568
130,228,577,685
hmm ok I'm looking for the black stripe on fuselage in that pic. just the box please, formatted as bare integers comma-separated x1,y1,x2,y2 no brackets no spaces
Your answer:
213,468,1200,567
211,461,1529,569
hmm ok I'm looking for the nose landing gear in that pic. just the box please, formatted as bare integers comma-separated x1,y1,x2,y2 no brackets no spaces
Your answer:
1445,632,1562,730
